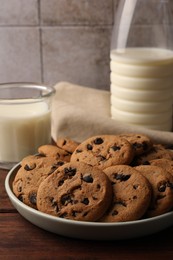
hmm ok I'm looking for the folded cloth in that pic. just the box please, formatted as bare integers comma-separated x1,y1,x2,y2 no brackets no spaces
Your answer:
51,81,173,145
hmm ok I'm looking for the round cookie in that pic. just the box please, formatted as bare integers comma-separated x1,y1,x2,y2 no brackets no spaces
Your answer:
12,155,66,209
38,144,71,162
118,133,153,155
71,135,134,170
132,144,173,166
149,158,173,177
135,165,173,217
37,162,113,222
100,165,151,222
56,137,80,154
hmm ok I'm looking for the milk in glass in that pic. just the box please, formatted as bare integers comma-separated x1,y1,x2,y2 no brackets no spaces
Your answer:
0,101,51,163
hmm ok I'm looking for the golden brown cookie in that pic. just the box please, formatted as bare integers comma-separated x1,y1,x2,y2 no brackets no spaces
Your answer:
37,162,113,222
99,165,151,222
135,165,173,217
12,154,65,209
38,144,71,162
118,133,153,155
71,135,134,170
56,137,80,154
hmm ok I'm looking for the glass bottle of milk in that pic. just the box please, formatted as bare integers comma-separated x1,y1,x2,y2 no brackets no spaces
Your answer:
110,0,173,131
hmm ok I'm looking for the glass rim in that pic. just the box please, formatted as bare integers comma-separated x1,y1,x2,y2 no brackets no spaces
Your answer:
0,82,55,104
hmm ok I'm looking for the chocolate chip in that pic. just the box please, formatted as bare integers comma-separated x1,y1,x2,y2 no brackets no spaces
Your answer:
158,182,166,192
167,182,173,189
72,211,78,217
17,181,23,192
82,174,93,183
76,149,82,153
94,137,103,145
52,200,57,207
82,211,89,217
112,210,118,216
133,184,139,190
56,161,64,166
18,194,24,202
111,145,120,151
81,198,89,205
50,196,57,205
133,141,149,151
97,184,101,190
64,167,76,176
36,153,46,158
61,194,72,205
59,212,68,218
132,142,142,149
158,181,173,192
97,155,106,161
113,173,130,181
50,198,59,212
58,179,64,186
48,165,58,175
142,141,149,151
87,144,93,150
24,163,36,171
29,192,37,205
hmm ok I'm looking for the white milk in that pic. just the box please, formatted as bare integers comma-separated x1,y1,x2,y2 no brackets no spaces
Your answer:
110,47,173,131
0,101,51,163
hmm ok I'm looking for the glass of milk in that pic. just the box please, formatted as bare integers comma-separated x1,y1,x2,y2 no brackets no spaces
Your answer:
110,0,173,131
0,83,55,169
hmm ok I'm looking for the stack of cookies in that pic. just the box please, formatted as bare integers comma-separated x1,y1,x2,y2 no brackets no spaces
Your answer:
12,134,173,222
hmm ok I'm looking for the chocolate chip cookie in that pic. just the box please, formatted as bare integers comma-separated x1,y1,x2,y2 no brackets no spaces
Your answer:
100,165,152,222
13,154,65,209
37,162,113,222
71,135,134,170
135,165,173,217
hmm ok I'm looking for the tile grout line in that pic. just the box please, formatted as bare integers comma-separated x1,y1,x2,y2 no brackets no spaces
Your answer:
38,0,44,84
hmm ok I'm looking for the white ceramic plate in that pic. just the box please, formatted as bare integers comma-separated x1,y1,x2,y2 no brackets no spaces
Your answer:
5,163,173,240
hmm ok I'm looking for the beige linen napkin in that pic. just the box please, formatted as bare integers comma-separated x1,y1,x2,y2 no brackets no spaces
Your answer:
51,81,173,145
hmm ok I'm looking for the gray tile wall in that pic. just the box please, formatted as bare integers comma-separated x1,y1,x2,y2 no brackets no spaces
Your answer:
0,0,172,90
0,0,115,90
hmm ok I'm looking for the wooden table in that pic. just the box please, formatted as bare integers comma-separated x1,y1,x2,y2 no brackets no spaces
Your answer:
1,167,173,259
